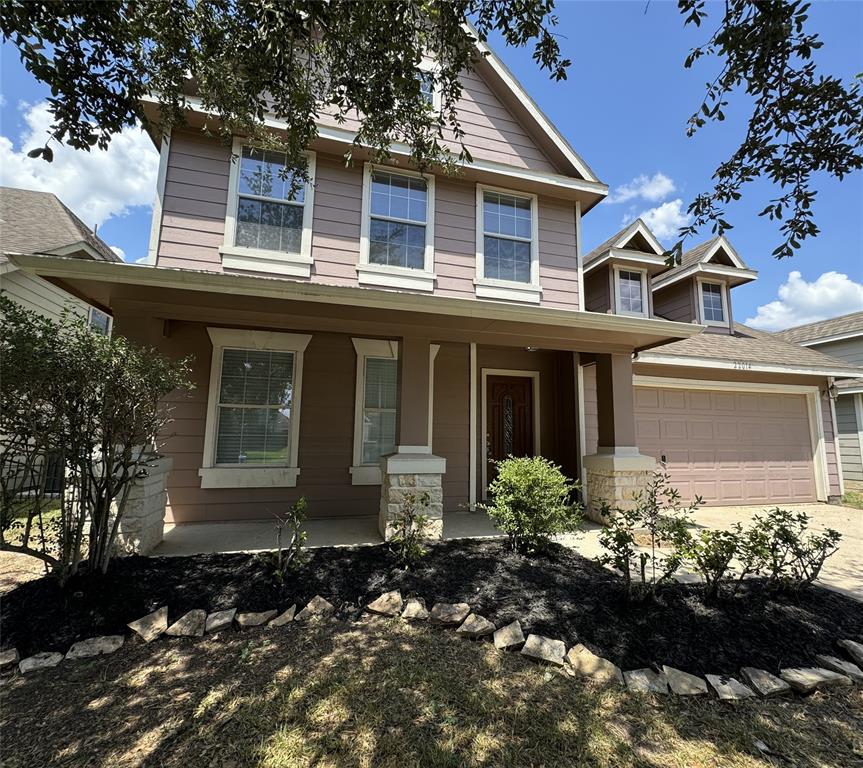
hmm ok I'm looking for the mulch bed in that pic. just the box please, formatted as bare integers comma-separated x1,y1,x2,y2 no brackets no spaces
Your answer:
3,538,862,675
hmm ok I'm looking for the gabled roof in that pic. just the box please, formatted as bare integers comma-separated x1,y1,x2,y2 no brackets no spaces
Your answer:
584,219,665,264
638,322,863,378
774,310,863,345
0,187,119,262
652,235,756,291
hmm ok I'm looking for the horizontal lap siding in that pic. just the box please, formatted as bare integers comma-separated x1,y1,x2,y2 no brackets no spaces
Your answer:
653,281,695,323
836,395,863,487
538,196,579,309
811,338,863,367
0,271,88,320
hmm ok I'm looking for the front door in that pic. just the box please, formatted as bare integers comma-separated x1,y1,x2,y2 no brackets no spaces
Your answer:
486,375,535,483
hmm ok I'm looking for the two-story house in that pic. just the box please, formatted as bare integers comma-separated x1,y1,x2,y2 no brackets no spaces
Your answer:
7,41,860,549
777,312,863,492
580,219,856,505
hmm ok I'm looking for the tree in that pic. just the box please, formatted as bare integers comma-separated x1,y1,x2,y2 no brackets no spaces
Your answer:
0,295,193,583
1,1,860,257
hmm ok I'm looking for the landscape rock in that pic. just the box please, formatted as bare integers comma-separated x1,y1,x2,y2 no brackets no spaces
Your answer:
237,610,278,627
165,609,207,637
366,590,403,617
493,620,525,651
780,667,852,694
65,636,124,661
295,595,335,621
269,606,297,627
400,598,429,621
566,644,623,685
662,665,707,696
815,654,863,683
430,602,471,626
0,648,20,671
19,652,63,674
624,668,668,694
456,613,496,639
521,634,566,666
740,667,791,698
838,639,863,667
205,608,237,633
128,606,169,643
706,675,755,701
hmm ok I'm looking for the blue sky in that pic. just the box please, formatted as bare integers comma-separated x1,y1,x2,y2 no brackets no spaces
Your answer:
1,0,861,328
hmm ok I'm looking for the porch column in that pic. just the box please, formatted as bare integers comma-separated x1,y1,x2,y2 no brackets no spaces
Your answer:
379,336,446,540
582,352,655,523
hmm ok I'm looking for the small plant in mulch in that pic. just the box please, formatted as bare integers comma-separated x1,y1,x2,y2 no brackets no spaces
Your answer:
596,468,702,601
265,497,309,584
389,491,431,569
479,456,582,555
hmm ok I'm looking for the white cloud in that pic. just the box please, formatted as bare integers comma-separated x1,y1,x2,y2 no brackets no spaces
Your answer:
633,198,691,241
745,271,863,331
0,101,158,229
109,245,126,260
607,172,676,204
0,94,6,108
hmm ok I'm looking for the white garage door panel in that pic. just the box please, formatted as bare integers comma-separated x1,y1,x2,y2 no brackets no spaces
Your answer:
635,386,817,505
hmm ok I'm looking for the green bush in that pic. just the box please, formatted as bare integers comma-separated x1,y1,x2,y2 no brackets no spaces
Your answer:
480,456,581,554
681,527,740,601
389,491,431,569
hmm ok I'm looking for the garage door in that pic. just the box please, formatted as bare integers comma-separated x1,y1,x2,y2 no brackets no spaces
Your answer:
634,386,817,505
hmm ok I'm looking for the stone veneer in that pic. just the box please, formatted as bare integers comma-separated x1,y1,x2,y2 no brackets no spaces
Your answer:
582,450,655,524
379,451,446,540
117,455,173,555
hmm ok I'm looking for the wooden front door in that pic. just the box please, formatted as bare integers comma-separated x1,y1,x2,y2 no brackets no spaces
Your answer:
486,375,535,482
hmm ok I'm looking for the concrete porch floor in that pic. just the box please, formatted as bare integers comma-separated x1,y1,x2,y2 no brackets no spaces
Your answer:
154,503,861,600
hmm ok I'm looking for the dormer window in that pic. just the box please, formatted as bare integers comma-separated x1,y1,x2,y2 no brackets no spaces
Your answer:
698,280,729,326
613,267,648,317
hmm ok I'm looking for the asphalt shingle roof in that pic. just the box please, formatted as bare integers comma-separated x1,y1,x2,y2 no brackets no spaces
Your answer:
774,311,863,344
0,187,119,261
646,323,863,376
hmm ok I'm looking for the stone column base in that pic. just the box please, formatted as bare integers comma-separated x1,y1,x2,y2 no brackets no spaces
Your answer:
117,455,173,555
379,450,446,540
582,449,656,524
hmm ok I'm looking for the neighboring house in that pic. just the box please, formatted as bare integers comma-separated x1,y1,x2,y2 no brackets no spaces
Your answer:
777,312,863,492
581,219,858,505
0,186,118,333
6,41,861,546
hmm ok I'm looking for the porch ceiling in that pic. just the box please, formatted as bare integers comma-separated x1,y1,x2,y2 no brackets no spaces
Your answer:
11,254,702,353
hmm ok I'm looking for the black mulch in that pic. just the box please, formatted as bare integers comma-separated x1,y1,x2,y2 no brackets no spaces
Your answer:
3,539,862,676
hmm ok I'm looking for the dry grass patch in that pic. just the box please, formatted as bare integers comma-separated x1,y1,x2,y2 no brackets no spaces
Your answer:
2,617,861,767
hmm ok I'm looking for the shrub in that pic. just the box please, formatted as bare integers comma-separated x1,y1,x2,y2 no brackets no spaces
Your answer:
681,527,740,601
750,507,842,591
271,497,308,581
389,491,431,568
596,468,702,599
479,456,581,554
0,295,192,583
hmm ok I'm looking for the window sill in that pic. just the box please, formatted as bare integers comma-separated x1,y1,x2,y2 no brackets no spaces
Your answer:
198,466,300,489
356,263,436,292
474,278,542,304
349,465,382,486
220,246,313,278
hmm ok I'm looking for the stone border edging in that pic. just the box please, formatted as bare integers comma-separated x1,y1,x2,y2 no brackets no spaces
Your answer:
5,591,862,705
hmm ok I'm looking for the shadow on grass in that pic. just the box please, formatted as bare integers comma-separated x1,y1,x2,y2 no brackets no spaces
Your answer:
2,618,862,768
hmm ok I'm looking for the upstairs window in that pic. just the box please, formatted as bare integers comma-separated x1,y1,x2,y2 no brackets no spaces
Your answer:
482,191,533,283
369,170,429,270
235,147,305,253
615,268,647,317
700,281,726,324
418,71,436,105
88,307,113,336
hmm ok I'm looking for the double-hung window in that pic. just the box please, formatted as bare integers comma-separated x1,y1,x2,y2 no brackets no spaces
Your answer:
475,185,541,303
200,328,312,488
88,307,113,336
699,280,727,326
221,140,316,277
614,268,648,317
358,164,436,292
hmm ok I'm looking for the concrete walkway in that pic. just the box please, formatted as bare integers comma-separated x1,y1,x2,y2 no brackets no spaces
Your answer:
155,503,861,600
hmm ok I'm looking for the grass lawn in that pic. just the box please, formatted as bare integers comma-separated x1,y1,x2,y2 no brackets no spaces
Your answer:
2,617,861,767
842,490,863,510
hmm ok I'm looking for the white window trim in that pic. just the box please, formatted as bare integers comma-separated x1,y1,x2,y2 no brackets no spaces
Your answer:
613,265,649,318
350,338,439,484
87,306,113,336
474,184,542,304
220,137,316,277
199,327,312,489
417,58,443,112
697,277,729,328
358,163,436,292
